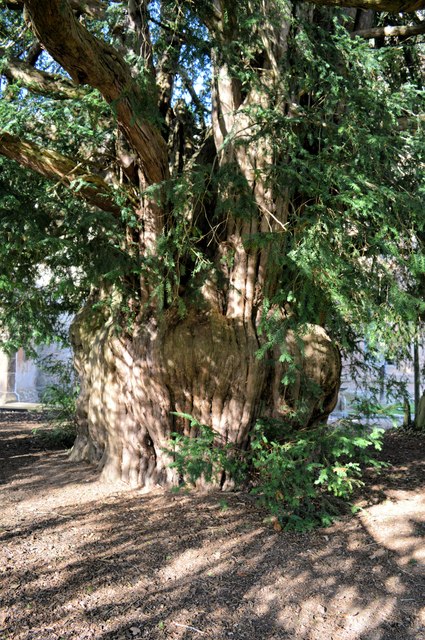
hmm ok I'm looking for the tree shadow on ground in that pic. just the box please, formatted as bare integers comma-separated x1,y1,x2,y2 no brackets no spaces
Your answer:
0,417,424,640
0,414,96,495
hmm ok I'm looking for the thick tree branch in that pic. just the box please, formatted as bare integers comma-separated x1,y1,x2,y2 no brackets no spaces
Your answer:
25,41,42,66
352,22,425,37
0,132,120,214
310,0,424,11
0,48,82,99
156,0,184,118
5,0,106,19
127,0,155,67
23,0,168,186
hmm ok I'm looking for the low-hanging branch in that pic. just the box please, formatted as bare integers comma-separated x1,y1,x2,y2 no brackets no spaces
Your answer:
0,131,121,214
24,0,169,186
5,0,106,19
309,0,424,10
351,22,425,38
0,47,83,99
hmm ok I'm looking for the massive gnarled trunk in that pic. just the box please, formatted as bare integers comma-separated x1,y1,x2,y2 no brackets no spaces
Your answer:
69,302,340,487
3,0,343,488
67,14,341,486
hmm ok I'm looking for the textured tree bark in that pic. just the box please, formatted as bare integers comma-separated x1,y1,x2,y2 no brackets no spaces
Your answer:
24,0,169,186
69,301,340,487
352,23,425,38
0,133,120,213
6,0,107,19
415,392,425,431
0,47,83,99
310,0,424,11
69,304,177,488
10,0,342,489
67,3,340,487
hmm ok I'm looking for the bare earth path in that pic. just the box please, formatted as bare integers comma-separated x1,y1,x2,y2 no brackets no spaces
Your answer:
0,412,424,640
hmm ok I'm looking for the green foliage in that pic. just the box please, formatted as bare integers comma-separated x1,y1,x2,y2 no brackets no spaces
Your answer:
349,396,402,424
255,17,425,359
167,413,248,486
207,5,425,362
0,152,137,349
249,419,385,530
0,3,424,480
0,3,424,362
33,358,79,449
32,421,76,450
166,414,386,531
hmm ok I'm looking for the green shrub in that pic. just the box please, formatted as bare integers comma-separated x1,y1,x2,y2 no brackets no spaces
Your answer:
249,419,386,530
167,413,248,487
166,415,386,531
33,359,79,450
32,421,77,450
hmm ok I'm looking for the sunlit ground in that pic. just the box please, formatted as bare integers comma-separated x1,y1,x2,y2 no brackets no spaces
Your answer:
0,417,424,640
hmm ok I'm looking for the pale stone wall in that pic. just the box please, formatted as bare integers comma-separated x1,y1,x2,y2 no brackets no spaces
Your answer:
0,344,72,405
14,348,38,402
0,350,18,403
331,345,425,425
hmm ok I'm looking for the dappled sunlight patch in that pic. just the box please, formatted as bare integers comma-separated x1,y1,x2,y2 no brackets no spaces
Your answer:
339,598,396,638
361,492,425,565
385,575,405,595
276,589,397,639
159,527,264,581
1,416,424,639
1,474,117,523
243,568,311,604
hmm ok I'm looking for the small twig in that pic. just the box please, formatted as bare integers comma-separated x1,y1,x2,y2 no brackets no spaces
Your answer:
36,509,73,519
108,598,141,614
173,622,206,635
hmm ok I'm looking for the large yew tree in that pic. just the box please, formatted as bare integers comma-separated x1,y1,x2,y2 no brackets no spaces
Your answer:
0,0,423,487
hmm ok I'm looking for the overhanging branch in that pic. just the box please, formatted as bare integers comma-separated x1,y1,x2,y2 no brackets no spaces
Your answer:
0,48,83,99
0,132,120,214
23,0,168,185
352,22,425,37
310,0,425,10
5,0,106,19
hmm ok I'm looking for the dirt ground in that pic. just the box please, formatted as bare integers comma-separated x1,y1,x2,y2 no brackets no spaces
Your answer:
0,412,424,640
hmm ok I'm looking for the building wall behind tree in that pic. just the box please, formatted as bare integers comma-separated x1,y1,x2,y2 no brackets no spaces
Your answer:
0,344,72,404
